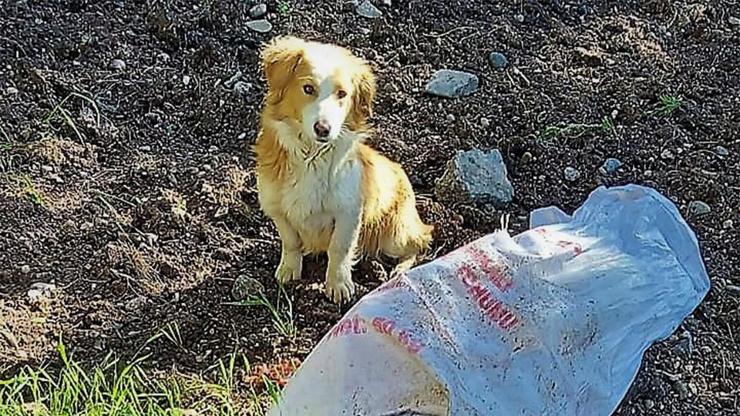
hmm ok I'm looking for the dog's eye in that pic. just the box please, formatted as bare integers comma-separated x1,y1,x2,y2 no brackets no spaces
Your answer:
302,84,315,95
337,90,347,99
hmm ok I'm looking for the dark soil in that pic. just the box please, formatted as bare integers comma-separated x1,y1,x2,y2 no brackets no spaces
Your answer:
1,0,739,414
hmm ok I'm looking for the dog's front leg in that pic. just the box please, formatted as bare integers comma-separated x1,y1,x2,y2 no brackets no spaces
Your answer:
325,210,361,304
272,215,303,283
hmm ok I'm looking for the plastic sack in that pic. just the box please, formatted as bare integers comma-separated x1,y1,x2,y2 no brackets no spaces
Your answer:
268,185,711,416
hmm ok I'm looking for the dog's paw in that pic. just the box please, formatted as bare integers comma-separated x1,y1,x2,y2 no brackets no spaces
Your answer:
275,251,303,283
325,269,355,305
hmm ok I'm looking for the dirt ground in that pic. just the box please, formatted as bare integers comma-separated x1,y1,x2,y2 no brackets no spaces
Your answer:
1,0,739,414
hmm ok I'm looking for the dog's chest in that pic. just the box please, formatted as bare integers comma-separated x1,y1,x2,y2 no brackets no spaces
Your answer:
281,158,361,230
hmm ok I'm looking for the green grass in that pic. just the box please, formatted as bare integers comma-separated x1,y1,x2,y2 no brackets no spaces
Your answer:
276,1,291,15
228,285,296,339
9,174,46,206
539,116,617,140
658,94,682,115
0,342,277,416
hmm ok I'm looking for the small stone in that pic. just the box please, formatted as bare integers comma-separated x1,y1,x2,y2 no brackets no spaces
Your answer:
723,219,733,229
233,81,253,97
182,75,191,86
688,200,711,216
480,117,490,128
27,282,56,302
644,170,653,178
661,148,674,160
520,151,533,165
729,16,740,26
21,265,31,274
673,330,693,356
515,14,525,23
139,145,152,152
41,165,53,173
488,52,508,69
144,233,158,245
237,132,247,140
246,19,273,33
109,59,126,71
674,381,689,400
446,114,456,122
125,296,148,311
208,145,218,153
564,166,581,182
435,149,514,208
202,164,213,172
231,275,266,301
356,0,382,18
714,145,729,157
726,285,740,295
644,400,655,410
249,3,267,18
6,86,18,95
599,158,622,174
213,247,233,261
425,69,479,98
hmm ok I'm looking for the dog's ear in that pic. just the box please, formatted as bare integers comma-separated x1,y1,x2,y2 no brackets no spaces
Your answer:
349,61,376,129
261,36,305,98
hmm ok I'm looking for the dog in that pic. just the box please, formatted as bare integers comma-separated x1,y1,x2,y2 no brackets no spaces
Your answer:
253,36,433,304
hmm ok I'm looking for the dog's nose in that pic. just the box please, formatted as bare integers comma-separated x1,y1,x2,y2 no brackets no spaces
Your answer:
313,120,330,138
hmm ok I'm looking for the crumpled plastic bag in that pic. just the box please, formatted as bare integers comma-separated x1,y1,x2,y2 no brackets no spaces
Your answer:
268,185,711,416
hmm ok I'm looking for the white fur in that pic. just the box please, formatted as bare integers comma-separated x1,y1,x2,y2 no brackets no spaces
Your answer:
300,44,350,142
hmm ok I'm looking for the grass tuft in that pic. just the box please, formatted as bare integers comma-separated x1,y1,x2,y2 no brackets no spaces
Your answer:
228,284,296,339
658,94,682,115
0,341,275,415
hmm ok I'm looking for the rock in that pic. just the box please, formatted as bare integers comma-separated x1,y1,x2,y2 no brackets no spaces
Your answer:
723,219,734,229
644,399,655,410
515,14,525,23
139,145,152,152
600,157,622,174
27,283,56,303
249,3,267,18
246,19,272,33
109,59,126,71
480,117,490,128
41,165,53,173
125,296,148,311
356,0,382,18
660,148,674,160
714,145,729,157
182,75,191,86
564,166,580,182
673,330,693,356
233,81,253,97
21,265,31,274
726,285,740,295
231,275,266,301
520,151,533,165
488,52,508,69
688,200,711,216
6,86,18,95
435,149,514,207
425,69,479,98
674,380,689,400
729,16,740,26
446,114,456,122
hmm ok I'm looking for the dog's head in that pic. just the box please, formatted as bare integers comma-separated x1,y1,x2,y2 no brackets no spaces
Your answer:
261,36,376,144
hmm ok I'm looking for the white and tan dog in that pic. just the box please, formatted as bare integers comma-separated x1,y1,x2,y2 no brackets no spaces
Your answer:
254,36,433,304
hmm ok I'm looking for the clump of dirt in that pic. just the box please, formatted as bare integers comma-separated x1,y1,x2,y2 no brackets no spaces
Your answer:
1,1,738,414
